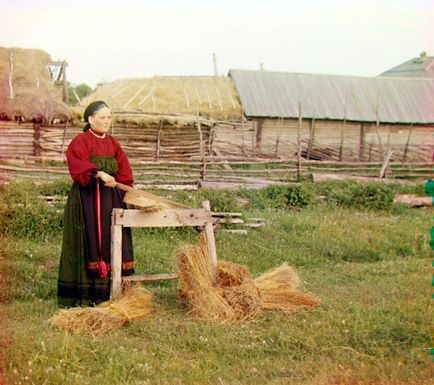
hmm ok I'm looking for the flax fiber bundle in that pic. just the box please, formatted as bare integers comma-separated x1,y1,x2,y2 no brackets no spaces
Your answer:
49,286,153,337
221,282,262,321
177,234,236,322
177,233,319,322
217,260,251,287
254,264,320,312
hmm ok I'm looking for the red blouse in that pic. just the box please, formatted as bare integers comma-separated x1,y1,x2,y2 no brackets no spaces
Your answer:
66,130,133,187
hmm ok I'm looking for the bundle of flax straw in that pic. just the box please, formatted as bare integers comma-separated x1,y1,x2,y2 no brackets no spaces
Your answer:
177,234,236,322
254,263,320,312
176,233,320,323
49,287,153,337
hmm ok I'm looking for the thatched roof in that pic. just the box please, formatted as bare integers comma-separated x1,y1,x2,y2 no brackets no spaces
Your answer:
83,76,243,124
0,47,70,122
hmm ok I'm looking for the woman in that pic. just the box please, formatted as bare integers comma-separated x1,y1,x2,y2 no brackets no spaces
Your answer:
58,101,134,307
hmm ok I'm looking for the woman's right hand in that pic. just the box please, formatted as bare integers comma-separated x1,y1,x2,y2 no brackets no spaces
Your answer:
96,171,116,188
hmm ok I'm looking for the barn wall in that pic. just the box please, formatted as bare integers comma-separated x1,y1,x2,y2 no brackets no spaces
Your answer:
212,121,254,157
362,123,433,162
240,118,434,162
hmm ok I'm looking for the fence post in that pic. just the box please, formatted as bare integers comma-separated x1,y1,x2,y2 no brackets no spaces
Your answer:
297,103,303,181
197,111,206,182
110,209,123,300
201,200,217,282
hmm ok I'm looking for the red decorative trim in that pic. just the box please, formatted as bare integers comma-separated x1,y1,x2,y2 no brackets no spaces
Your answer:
87,261,134,271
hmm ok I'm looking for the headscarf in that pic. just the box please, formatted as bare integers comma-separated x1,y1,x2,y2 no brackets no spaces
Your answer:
83,101,109,131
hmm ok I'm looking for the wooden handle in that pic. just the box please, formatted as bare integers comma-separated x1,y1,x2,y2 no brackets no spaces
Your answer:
115,182,135,193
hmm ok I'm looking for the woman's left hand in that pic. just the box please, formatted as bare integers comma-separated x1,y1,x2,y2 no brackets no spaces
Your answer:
96,171,117,188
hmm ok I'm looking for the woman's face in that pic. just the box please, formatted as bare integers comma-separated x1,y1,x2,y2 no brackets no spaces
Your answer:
89,107,112,133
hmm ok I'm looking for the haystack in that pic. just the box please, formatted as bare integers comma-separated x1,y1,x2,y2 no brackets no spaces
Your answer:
0,47,70,122
49,286,153,337
176,233,319,323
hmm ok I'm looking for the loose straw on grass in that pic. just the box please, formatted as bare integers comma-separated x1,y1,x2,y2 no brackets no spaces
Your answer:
50,287,153,337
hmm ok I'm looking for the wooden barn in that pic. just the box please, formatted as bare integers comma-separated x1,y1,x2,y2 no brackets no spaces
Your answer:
0,47,70,159
229,69,434,163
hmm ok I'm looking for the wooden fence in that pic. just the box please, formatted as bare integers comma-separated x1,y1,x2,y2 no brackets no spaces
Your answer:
0,117,432,188
1,117,432,164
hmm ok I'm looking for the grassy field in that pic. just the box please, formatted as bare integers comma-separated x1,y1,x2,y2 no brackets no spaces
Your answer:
0,182,432,385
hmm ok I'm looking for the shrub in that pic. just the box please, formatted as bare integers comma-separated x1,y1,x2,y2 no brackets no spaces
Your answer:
328,182,395,211
193,189,239,212
238,184,315,210
0,181,63,239
37,178,72,196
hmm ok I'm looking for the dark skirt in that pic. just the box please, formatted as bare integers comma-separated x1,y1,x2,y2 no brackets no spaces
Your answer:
57,179,134,307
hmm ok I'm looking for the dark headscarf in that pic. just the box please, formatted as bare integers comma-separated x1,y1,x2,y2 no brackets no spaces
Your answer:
83,101,109,131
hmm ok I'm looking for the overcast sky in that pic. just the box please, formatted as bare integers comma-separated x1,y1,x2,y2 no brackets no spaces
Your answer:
1,0,433,87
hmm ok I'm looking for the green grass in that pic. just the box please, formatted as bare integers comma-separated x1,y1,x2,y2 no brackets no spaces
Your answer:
0,189,432,384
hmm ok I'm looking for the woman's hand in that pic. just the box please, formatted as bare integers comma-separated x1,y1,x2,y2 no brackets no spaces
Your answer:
96,171,117,188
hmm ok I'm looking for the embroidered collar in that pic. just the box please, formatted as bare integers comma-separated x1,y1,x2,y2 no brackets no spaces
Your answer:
89,128,106,139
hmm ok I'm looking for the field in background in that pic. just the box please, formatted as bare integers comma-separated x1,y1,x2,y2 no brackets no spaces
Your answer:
0,181,432,385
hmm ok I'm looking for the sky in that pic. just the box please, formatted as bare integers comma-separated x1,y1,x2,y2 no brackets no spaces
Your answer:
1,0,433,87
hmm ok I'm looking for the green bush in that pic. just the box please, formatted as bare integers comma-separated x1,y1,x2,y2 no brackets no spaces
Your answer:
239,184,315,209
0,181,63,239
37,178,72,196
192,189,239,212
328,182,395,211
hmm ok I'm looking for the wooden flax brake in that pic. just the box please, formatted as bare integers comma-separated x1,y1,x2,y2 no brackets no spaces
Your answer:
110,189,217,300
115,182,188,211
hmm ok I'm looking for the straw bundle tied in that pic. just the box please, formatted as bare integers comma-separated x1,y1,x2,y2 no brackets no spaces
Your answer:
221,282,262,321
49,287,153,337
177,234,236,321
254,263,320,312
176,233,319,323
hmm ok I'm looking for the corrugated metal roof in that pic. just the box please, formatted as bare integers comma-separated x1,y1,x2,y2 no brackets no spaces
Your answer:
229,69,434,124
379,55,434,78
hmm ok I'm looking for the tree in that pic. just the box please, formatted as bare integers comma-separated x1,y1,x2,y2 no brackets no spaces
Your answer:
67,83,93,105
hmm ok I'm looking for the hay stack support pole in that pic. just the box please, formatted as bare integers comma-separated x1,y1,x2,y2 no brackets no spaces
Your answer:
110,201,217,300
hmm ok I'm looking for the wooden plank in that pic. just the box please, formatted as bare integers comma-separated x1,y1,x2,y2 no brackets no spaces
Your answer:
110,223,123,300
112,208,212,228
201,200,217,282
220,229,248,235
243,223,265,228
123,273,178,282
394,195,433,207
214,218,244,224
211,212,242,217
